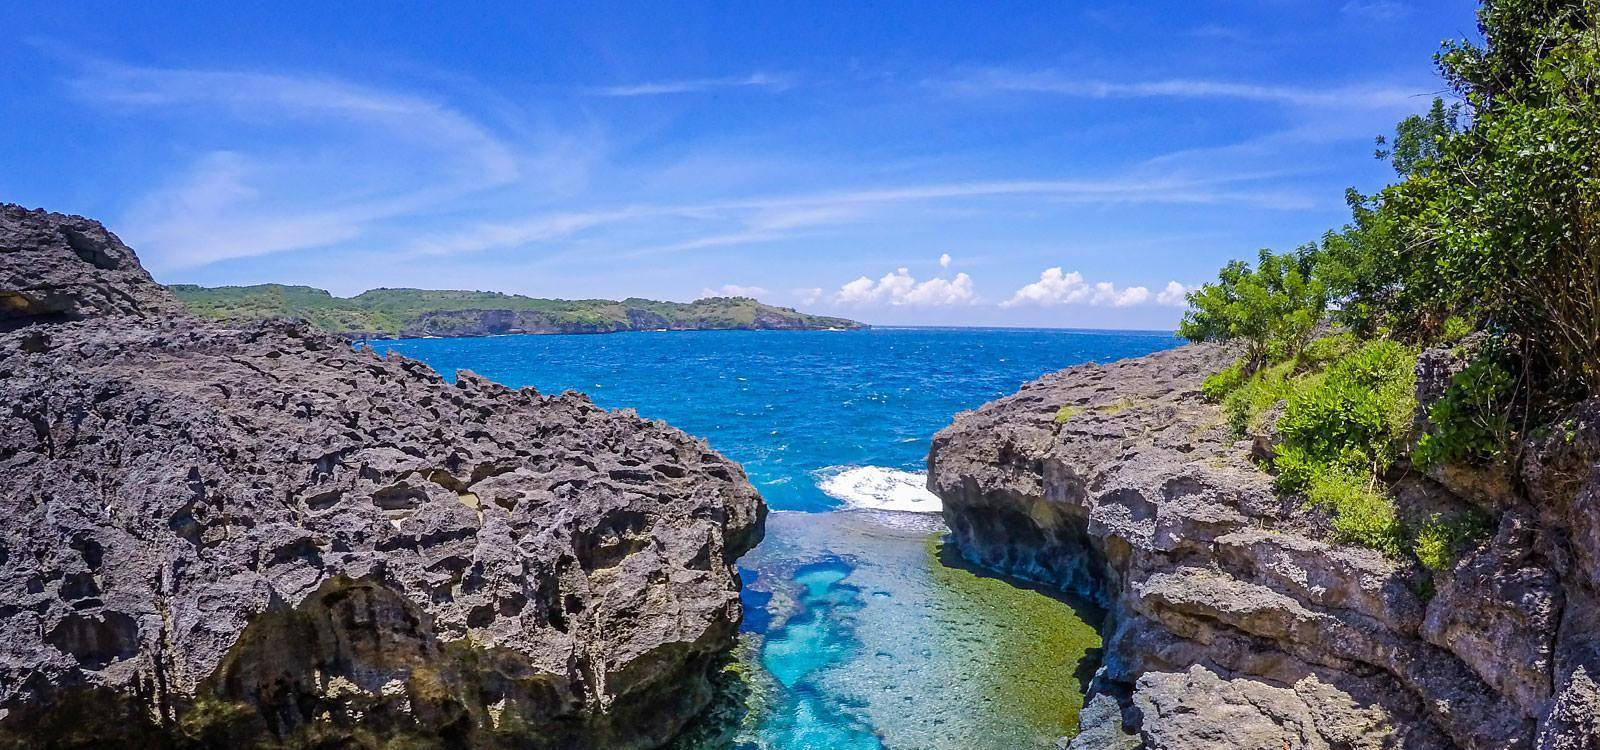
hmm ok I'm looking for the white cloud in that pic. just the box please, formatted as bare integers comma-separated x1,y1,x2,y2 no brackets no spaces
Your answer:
1186,24,1251,42
72,62,549,271
836,276,879,305
1002,268,1167,308
834,267,976,307
939,252,952,269
699,284,769,299
1342,1,1409,21
77,66,518,181
1092,282,1150,307
1156,281,1192,307
904,273,976,306
419,172,1299,260
1001,267,1090,307
796,287,824,305
592,73,793,97
937,70,1422,111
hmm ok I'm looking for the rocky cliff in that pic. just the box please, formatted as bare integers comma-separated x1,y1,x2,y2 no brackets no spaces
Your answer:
0,204,767,749
929,343,1600,749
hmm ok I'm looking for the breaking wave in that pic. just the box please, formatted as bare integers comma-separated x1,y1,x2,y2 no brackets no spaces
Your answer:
815,465,942,513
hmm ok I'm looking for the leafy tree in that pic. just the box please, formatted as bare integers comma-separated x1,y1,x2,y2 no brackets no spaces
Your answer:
1179,247,1329,368
1340,0,1600,397
1374,98,1462,178
1179,0,1599,558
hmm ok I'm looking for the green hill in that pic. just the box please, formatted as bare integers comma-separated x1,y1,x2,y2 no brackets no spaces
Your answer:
167,284,865,339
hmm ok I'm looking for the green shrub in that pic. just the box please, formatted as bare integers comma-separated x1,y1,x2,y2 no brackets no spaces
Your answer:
1414,354,1516,469
1221,361,1295,436
1053,404,1080,424
1270,441,1321,494
1299,333,1359,370
1435,315,1476,345
1273,340,1418,491
1414,511,1493,571
1202,361,1247,402
1305,469,1404,556
1179,247,1329,367
1413,519,1452,571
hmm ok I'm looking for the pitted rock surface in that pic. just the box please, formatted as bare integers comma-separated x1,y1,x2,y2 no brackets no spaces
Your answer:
0,204,766,749
0,204,182,328
930,342,1599,749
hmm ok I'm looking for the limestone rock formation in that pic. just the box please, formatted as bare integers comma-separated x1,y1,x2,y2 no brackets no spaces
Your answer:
1,206,182,327
930,342,1600,749
0,204,766,749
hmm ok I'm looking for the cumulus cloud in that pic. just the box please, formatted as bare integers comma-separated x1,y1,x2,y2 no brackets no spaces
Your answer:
1092,282,1150,307
700,284,769,299
1156,281,1192,307
795,287,823,305
939,252,952,269
835,267,976,307
1003,268,1173,308
1001,267,1089,307
904,273,976,305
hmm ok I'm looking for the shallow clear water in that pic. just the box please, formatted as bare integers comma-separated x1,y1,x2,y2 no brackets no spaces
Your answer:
380,327,1179,748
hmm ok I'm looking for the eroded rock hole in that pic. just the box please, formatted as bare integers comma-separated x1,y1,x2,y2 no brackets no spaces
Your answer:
576,509,652,571
62,228,122,270
46,611,139,669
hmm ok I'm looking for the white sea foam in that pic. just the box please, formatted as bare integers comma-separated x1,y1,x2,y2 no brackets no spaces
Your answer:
816,466,942,513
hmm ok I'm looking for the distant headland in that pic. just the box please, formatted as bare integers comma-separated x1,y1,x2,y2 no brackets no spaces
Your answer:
168,284,866,339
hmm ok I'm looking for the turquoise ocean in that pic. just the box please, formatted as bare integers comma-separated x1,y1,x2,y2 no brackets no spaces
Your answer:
382,327,1179,749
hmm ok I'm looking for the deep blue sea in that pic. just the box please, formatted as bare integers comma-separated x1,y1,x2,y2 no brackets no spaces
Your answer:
381,327,1180,749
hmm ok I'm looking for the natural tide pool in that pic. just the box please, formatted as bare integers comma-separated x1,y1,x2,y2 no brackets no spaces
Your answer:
380,326,1178,748
700,511,1104,749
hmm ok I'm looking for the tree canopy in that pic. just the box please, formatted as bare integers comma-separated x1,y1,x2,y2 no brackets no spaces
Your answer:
1186,0,1600,402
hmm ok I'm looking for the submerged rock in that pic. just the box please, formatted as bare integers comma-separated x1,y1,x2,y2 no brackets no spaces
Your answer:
0,204,766,749
930,342,1600,748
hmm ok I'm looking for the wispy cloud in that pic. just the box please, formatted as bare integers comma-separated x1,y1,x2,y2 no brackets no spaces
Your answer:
410,172,1310,260
591,72,793,97
935,69,1423,111
1342,1,1410,22
68,61,561,271
1186,24,1253,42
76,64,520,182
699,284,769,299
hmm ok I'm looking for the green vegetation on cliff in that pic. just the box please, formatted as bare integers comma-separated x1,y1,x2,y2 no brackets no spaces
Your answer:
1182,0,1597,565
168,284,864,338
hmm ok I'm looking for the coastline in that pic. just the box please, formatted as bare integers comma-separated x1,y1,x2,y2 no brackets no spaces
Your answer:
344,323,872,342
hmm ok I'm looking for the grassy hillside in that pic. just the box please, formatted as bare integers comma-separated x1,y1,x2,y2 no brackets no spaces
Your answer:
168,284,864,337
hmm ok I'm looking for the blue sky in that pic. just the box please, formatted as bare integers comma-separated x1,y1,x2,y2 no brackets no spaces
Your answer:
3,1,1478,328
